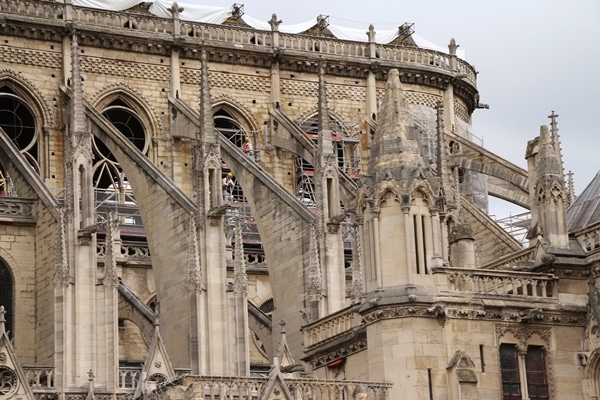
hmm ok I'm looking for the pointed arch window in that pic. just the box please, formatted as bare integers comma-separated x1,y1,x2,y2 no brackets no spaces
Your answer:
500,344,549,400
0,261,13,338
93,99,148,192
0,86,40,196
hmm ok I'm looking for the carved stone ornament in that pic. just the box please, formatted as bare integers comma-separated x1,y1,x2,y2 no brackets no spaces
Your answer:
495,325,551,348
0,366,18,397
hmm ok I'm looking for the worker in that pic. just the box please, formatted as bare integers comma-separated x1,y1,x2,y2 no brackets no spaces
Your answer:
242,137,254,157
222,172,235,201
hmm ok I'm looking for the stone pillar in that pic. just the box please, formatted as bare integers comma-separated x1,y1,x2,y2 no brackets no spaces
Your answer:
449,223,476,269
372,207,382,289
430,207,444,268
170,49,181,99
402,205,413,283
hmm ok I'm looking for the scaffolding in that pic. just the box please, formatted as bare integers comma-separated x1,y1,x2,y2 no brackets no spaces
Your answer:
494,212,531,244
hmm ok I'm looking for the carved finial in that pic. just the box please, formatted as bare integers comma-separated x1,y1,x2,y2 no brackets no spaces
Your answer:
548,110,565,179
169,2,184,18
269,14,282,31
86,369,96,400
448,38,459,55
567,170,576,206
367,24,376,42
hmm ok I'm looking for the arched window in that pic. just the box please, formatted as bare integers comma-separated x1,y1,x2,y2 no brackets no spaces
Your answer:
0,260,13,337
93,99,148,192
0,86,40,197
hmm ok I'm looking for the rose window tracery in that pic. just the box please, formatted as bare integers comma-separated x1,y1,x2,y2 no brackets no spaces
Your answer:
0,366,18,398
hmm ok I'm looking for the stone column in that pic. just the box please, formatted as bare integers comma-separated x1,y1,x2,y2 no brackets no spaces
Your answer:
371,207,382,289
402,205,413,283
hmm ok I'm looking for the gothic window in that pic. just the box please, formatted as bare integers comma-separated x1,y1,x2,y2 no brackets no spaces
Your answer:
0,86,40,196
0,260,13,338
93,99,148,192
500,344,521,400
500,344,549,400
525,346,549,399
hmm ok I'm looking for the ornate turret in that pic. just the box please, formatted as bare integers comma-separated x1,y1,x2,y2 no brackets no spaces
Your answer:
526,123,569,249
358,69,444,291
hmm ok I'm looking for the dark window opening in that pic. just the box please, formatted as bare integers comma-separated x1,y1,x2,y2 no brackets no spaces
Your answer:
500,344,521,400
0,261,13,338
0,87,39,175
525,346,549,399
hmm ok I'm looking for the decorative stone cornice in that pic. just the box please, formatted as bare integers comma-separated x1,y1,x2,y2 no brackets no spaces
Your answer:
360,304,585,327
307,338,368,370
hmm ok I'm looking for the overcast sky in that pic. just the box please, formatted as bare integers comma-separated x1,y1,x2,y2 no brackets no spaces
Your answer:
186,0,600,217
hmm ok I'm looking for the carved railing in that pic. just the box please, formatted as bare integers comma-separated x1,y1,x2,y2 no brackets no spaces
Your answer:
119,367,141,390
0,197,36,222
575,227,600,254
24,366,55,389
171,376,390,399
279,33,368,57
303,306,362,348
0,0,63,19
5,0,477,86
72,7,173,34
182,22,272,47
443,268,557,299
97,240,151,260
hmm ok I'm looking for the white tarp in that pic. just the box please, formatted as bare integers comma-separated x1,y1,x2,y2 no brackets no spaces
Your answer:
72,0,145,11
149,0,231,24
63,0,466,58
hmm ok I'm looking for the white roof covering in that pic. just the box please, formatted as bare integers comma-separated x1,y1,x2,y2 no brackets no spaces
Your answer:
69,0,466,58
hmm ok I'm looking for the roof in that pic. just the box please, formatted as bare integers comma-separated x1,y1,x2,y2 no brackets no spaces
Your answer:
566,170,600,232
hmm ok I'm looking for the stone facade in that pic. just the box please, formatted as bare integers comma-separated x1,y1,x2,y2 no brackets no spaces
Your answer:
0,1,597,399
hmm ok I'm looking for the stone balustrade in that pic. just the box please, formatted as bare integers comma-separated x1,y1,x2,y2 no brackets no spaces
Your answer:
303,306,361,348
175,375,390,399
279,33,368,57
24,366,55,389
0,197,35,222
444,267,557,298
97,240,151,260
576,227,600,254
119,366,141,390
5,0,476,85
183,22,271,47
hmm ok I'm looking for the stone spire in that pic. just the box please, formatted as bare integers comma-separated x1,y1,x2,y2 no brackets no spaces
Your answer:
548,111,564,175
435,102,456,207
317,61,334,156
70,30,86,143
567,170,576,206
526,124,569,248
368,69,427,184
199,48,217,147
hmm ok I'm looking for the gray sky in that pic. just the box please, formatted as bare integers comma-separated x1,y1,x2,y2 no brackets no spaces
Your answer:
186,0,600,217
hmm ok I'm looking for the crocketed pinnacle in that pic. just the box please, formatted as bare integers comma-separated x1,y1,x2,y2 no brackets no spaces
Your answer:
369,69,426,179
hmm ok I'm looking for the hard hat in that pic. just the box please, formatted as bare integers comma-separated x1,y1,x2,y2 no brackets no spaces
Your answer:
244,137,250,142
227,172,233,177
